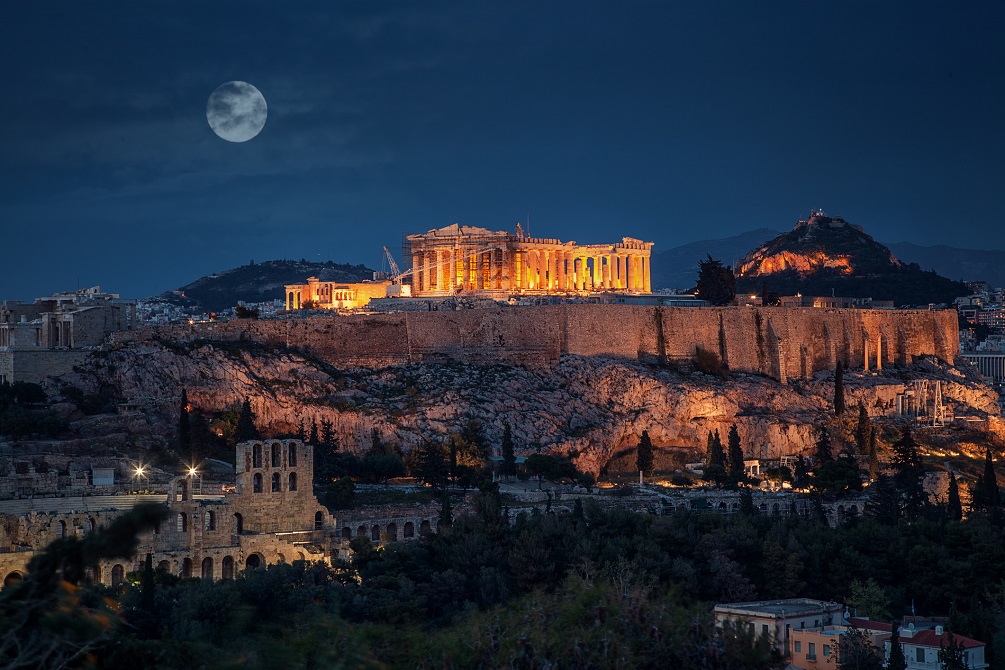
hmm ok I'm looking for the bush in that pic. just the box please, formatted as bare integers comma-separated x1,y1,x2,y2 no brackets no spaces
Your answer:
694,347,727,377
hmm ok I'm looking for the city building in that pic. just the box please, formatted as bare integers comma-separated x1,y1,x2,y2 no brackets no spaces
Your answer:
712,598,845,655
789,625,889,669
0,286,137,383
404,223,653,296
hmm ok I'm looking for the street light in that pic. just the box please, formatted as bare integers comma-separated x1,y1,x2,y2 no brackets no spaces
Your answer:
133,464,147,493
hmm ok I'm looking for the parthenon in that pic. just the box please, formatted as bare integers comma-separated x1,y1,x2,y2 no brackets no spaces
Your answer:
404,223,653,296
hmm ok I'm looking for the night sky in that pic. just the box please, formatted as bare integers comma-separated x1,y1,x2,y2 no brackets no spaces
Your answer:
2,2,1002,301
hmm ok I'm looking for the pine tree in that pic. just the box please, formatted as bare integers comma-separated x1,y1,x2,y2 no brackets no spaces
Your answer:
855,402,871,455
947,470,963,521
178,389,191,457
309,420,319,446
320,418,335,450
892,425,926,520
636,430,655,478
814,426,833,464
234,397,260,442
501,423,517,478
296,418,306,442
727,425,744,479
695,255,736,306
834,360,845,416
887,626,907,670
712,430,724,467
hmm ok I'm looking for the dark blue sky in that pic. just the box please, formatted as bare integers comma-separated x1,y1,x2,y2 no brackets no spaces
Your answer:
2,1,1003,300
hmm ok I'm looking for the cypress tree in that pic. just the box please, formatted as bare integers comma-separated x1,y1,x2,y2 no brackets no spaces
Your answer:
892,425,926,520
636,430,655,478
234,397,260,442
727,425,744,478
947,470,963,521
309,420,319,446
178,389,191,457
438,490,453,529
887,625,907,670
814,426,833,463
868,429,879,480
296,418,306,442
501,423,516,478
855,401,871,455
834,360,845,417
794,456,810,489
711,430,724,468
971,447,1001,513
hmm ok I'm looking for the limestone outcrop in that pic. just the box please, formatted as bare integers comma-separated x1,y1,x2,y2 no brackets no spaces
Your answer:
50,338,1000,475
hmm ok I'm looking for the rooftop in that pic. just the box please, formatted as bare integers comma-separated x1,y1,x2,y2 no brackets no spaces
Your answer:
713,598,842,617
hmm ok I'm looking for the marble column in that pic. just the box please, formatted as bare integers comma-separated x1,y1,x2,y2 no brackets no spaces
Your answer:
556,250,566,290
436,250,444,292
601,255,611,289
642,257,651,293
876,334,883,371
412,253,421,292
426,251,435,294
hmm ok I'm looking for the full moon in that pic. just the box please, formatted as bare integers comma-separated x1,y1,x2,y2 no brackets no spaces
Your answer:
206,81,268,142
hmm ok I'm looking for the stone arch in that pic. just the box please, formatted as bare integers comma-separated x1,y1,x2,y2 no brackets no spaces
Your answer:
314,511,324,530
245,553,263,570
204,510,216,531
201,557,214,580
386,522,397,541
271,442,281,468
718,501,727,510
758,503,768,513
157,560,171,572
403,521,414,539
85,517,95,534
288,444,297,468
357,525,367,538
289,472,298,491
56,519,67,539
277,553,287,564
341,527,352,540
252,443,263,468
90,565,102,584
371,524,380,542
177,513,188,533
288,291,295,309
233,513,244,534
111,564,125,587
176,479,188,502
222,556,234,579
253,473,263,493
296,551,305,561
3,571,23,588
420,520,432,537
837,505,846,523
271,472,281,492
849,504,859,516
181,558,193,578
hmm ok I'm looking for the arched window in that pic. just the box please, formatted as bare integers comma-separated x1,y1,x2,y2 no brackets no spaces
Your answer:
271,472,281,492
357,525,367,538
201,557,213,580
204,511,216,531
157,560,171,572
233,513,243,535
289,472,298,491
85,517,95,534
371,525,380,542
341,527,352,539
56,520,67,539
181,558,192,578
4,571,24,588
403,522,414,539
245,554,262,570
221,556,234,580
252,443,262,468
314,511,324,530
420,520,432,537
177,513,188,533
288,444,297,467
253,473,262,493
111,564,125,587
386,523,397,541
271,443,281,467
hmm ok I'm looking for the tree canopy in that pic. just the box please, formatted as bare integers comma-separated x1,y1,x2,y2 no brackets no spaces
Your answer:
695,255,736,306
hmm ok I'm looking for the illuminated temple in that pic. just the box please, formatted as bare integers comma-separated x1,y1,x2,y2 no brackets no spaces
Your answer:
404,223,653,296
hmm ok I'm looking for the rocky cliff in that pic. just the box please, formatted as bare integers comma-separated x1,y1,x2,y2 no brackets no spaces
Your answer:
50,338,1001,475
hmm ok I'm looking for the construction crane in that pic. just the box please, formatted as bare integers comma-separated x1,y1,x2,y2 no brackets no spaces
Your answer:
383,246,404,284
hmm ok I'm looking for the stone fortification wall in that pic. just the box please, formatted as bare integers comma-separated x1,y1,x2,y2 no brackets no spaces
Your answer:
113,306,959,380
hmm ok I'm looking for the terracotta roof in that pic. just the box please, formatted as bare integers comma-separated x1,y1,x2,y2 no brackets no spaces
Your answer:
847,617,893,632
906,630,984,649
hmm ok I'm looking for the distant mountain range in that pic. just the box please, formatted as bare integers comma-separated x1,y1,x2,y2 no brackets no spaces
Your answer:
152,260,375,313
651,230,1004,292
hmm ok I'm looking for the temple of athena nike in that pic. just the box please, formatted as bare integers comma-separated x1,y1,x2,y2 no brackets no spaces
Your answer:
404,223,653,296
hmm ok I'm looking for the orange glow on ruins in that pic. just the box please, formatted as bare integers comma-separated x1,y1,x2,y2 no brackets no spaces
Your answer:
739,251,854,277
